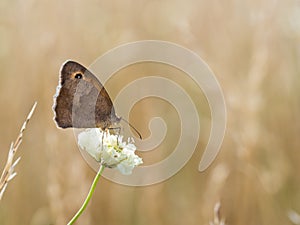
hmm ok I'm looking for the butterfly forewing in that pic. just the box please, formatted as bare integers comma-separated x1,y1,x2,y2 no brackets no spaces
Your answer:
53,60,120,129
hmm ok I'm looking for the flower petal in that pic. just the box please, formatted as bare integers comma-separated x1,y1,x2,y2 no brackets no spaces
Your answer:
78,129,143,175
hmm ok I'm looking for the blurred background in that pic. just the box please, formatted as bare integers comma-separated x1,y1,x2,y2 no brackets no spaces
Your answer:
0,0,300,224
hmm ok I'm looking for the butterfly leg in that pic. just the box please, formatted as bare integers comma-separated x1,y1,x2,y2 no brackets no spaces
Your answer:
107,127,121,145
99,128,104,150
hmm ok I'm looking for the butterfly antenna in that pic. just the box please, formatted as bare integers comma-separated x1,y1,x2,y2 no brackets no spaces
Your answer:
121,118,142,140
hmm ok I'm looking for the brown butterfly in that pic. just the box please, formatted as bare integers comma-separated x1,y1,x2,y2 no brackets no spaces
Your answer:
53,60,141,138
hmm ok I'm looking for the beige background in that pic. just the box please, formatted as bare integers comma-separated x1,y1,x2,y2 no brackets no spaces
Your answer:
0,0,299,225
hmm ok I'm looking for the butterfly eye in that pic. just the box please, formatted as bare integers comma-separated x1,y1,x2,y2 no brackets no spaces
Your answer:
74,73,83,79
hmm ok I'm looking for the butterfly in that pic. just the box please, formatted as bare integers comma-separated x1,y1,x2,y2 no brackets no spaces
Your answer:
53,60,141,139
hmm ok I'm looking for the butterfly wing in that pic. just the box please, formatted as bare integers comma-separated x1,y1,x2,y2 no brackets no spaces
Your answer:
53,60,120,129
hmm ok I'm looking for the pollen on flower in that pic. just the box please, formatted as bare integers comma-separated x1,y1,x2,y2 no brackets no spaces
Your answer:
78,128,143,175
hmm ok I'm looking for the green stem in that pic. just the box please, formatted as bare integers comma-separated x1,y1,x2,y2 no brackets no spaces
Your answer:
67,165,105,225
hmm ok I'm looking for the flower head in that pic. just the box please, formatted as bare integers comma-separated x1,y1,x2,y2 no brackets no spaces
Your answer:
78,129,142,175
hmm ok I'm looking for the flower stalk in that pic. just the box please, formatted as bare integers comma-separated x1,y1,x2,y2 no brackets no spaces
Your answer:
67,164,105,225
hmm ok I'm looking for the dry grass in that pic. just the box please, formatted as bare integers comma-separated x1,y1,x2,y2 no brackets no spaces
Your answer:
0,102,37,200
209,202,226,225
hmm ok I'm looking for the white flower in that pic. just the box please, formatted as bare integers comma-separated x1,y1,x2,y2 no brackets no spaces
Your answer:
78,129,143,175
78,128,103,161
